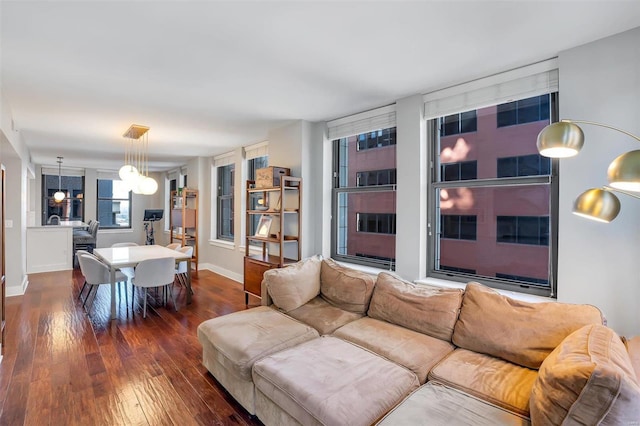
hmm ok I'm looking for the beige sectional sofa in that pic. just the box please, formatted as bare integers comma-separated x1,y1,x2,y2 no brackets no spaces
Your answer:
197,256,640,425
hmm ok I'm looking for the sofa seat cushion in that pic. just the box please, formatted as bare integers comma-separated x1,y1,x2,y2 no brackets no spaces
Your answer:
453,282,604,369
196,306,318,381
368,272,463,341
253,336,419,426
334,317,454,384
320,258,376,313
530,324,640,425
428,348,537,417
286,296,363,335
264,255,322,312
377,381,530,426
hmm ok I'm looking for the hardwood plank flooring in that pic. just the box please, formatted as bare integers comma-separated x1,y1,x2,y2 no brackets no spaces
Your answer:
0,268,264,425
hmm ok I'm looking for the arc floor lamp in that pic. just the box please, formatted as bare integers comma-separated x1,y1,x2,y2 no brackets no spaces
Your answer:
537,120,640,223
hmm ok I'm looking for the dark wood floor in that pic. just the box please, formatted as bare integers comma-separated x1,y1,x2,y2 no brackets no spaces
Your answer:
0,268,264,425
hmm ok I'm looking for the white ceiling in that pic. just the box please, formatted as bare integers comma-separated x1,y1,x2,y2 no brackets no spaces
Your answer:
2,1,640,171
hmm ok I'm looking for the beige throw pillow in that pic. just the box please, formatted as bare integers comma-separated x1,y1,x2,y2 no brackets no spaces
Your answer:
452,282,604,369
368,272,463,341
264,255,321,312
530,324,640,425
320,258,376,313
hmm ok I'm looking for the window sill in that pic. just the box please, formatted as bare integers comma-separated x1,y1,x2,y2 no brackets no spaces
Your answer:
208,239,235,250
414,277,553,303
333,260,552,304
239,244,264,255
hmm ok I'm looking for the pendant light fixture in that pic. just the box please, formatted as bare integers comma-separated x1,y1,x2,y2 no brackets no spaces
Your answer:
119,125,158,195
53,156,65,203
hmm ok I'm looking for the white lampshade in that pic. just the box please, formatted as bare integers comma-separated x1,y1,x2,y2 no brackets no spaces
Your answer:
119,164,139,183
139,176,158,195
53,191,65,203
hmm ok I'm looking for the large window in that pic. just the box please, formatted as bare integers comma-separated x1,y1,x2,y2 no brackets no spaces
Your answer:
429,93,558,296
247,155,268,239
42,174,84,224
332,126,397,270
217,164,235,241
97,179,131,228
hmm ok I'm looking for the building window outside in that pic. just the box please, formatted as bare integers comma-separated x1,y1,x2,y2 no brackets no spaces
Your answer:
356,128,397,151
356,169,396,186
332,126,397,270
97,179,131,228
441,161,477,181
217,164,235,241
440,215,477,240
247,155,268,240
497,94,550,127
440,110,477,136
496,216,549,246
42,174,84,223
497,154,550,178
429,93,557,297
356,213,396,234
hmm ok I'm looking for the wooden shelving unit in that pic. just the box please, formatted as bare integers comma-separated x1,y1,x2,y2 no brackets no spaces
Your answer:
244,176,302,304
169,188,198,276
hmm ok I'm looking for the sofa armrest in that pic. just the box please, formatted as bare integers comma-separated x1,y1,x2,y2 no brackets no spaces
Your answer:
625,335,640,383
261,278,272,306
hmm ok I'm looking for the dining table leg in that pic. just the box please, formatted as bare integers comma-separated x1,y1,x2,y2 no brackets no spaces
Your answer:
110,267,117,320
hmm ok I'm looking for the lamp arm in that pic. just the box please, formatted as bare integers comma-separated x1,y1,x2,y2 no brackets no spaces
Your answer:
603,185,640,201
562,119,640,143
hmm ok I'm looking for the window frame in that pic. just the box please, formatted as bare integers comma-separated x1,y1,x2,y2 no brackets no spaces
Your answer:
41,174,85,223
247,155,268,240
96,178,132,229
331,134,397,271
426,93,559,297
216,163,235,241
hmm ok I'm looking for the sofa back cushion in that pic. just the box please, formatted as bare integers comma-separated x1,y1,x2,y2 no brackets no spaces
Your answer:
530,324,640,425
368,272,463,341
264,255,321,312
320,258,376,314
452,282,604,369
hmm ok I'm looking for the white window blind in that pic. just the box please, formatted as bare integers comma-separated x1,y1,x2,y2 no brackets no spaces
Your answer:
328,104,397,140
213,152,234,167
96,170,120,180
41,167,85,177
244,141,269,160
423,59,559,119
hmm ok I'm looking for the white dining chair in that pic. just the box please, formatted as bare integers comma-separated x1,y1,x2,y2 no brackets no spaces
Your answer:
75,249,93,300
174,245,194,297
77,253,129,314
166,242,181,250
131,257,176,318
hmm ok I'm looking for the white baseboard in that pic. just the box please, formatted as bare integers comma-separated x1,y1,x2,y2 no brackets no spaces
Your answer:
199,262,243,284
6,275,29,297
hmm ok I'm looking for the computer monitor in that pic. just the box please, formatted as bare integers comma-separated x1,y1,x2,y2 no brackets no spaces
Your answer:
143,209,164,221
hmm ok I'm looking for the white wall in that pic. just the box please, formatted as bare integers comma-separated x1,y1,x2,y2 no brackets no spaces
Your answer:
556,27,640,336
1,94,31,296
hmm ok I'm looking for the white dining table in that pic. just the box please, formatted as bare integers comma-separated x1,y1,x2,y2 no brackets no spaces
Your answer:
93,244,193,320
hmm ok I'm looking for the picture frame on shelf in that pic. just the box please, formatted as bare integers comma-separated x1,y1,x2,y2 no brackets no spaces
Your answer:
255,215,272,237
